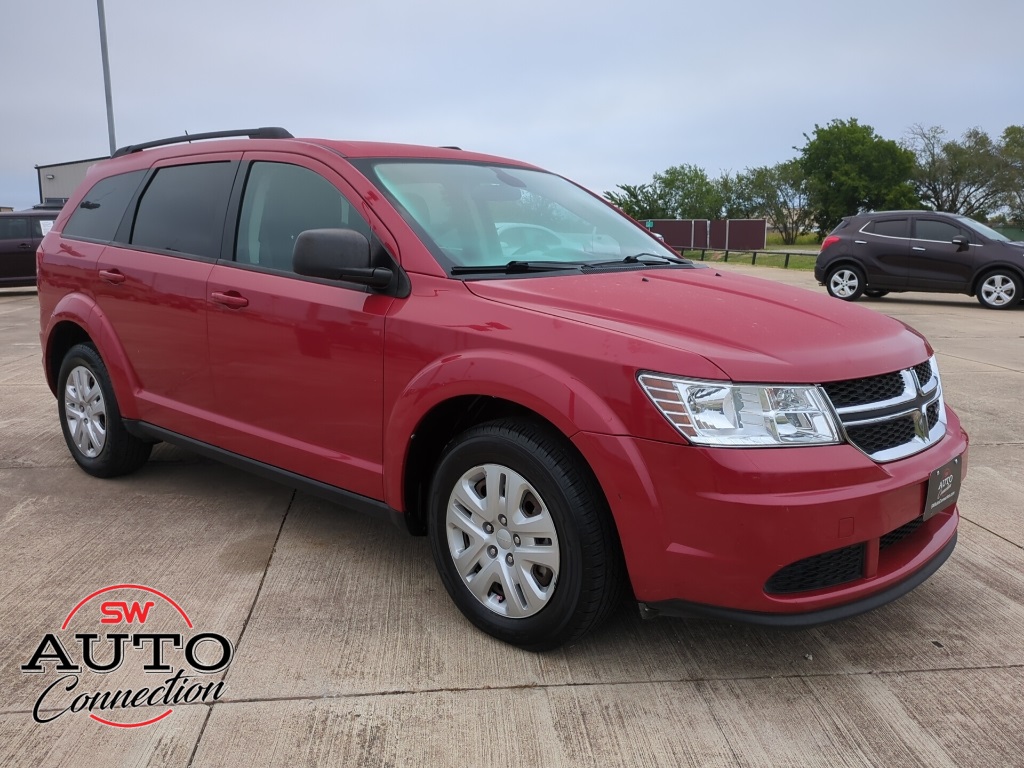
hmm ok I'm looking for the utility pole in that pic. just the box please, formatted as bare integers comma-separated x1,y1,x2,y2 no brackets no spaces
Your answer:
96,0,117,156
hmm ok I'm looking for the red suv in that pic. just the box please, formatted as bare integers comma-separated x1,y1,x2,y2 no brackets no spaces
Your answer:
37,128,968,649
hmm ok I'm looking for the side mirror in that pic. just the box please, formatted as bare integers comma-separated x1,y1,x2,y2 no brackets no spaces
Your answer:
293,228,393,289
951,235,969,252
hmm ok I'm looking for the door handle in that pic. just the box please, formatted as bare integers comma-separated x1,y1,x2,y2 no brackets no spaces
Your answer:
17,242,32,250
210,290,249,309
98,269,126,284
912,246,926,251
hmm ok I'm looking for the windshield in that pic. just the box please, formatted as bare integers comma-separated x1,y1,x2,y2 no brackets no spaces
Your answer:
955,215,1010,242
358,161,680,270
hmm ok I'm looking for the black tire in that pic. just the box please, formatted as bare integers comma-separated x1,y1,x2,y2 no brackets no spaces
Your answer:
825,265,866,301
864,289,889,299
428,419,623,650
57,343,152,477
975,270,1022,310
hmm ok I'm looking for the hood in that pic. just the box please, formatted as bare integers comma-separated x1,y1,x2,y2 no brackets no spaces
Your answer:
464,266,930,383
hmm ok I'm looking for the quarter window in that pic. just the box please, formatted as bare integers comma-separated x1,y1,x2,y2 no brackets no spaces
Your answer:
63,170,145,242
915,219,962,243
235,162,370,273
131,163,236,259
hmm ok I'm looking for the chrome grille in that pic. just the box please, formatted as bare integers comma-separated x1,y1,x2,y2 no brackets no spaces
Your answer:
822,357,945,462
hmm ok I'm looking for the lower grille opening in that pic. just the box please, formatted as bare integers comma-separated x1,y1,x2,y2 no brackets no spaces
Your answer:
880,516,925,550
765,543,865,594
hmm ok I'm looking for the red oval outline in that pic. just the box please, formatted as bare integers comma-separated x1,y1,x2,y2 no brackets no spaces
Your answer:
62,584,193,630
90,709,174,728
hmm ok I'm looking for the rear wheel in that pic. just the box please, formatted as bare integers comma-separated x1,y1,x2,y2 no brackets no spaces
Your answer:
826,265,865,301
57,343,152,477
976,270,1021,309
864,289,889,299
428,419,622,650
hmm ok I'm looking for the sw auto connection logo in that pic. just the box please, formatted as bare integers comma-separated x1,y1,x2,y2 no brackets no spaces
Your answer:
21,584,233,727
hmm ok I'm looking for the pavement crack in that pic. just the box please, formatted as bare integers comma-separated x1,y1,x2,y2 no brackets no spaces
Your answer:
959,516,1024,551
184,488,294,767
189,660,1024,710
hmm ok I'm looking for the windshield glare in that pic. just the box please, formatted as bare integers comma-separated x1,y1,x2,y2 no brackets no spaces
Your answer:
366,161,679,269
956,215,1010,242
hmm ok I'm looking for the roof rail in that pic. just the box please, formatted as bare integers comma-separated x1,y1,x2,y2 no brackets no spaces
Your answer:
112,127,294,158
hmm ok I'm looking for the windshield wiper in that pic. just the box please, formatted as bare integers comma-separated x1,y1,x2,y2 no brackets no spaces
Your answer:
450,260,584,275
581,252,688,268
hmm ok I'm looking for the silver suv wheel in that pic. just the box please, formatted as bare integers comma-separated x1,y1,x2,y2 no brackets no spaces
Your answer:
977,272,1020,309
428,419,623,649
64,365,107,458
825,265,866,301
444,463,561,618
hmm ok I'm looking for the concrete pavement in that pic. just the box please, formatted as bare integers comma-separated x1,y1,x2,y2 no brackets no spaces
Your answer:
1,268,1022,767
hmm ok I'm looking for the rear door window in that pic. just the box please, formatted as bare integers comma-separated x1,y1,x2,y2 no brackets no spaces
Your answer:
866,218,909,238
0,217,29,240
130,162,237,259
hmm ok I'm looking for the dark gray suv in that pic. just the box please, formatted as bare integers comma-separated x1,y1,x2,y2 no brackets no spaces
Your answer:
815,211,1024,309
0,210,57,287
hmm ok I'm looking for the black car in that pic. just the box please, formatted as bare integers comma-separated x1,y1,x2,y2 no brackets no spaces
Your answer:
0,210,58,287
814,211,1024,309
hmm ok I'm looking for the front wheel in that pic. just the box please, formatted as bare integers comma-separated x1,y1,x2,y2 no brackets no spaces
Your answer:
57,343,152,477
428,419,623,650
826,265,865,301
976,270,1022,309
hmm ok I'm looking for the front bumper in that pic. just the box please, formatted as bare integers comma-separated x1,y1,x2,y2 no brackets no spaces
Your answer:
573,407,967,619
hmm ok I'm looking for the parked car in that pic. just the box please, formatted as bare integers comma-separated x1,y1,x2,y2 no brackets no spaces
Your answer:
0,210,57,286
815,210,1024,309
37,128,967,649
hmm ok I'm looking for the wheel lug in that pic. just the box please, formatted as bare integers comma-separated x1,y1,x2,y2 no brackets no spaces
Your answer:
498,514,507,526
483,523,494,534
513,535,521,546
505,554,514,565
487,546,498,558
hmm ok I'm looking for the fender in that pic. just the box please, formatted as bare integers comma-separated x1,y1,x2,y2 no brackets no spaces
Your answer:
43,293,142,419
971,262,1024,293
382,349,632,510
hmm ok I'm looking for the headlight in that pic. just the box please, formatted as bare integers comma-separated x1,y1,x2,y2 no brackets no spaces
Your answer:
637,373,842,447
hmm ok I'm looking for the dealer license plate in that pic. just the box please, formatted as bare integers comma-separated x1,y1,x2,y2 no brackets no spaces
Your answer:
923,454,962,520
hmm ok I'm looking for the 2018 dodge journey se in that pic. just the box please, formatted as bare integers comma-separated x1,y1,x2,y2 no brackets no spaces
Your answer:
37,128,968,649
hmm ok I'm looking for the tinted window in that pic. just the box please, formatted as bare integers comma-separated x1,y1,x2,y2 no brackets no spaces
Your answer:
63,170,145,242
0,217,29,239
915,219,962,243
235,162,370,272
868,218,909,237
131,163,236,259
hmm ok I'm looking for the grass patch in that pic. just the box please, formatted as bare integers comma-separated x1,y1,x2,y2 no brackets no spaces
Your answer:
680,250,818,270
765,232,822,249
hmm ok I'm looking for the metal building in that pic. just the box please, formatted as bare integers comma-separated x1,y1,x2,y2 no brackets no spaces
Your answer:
35,157,107,207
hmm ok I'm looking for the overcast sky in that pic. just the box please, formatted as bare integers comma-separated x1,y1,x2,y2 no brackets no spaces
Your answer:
1,0,1020,209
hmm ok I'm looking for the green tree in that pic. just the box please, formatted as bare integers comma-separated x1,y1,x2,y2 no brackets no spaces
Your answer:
904,124,1004,217
799,118,920,236
744,161,813,245
604,183,671,220
999,125,1024,224
655,164,725,220
717,171,759,219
